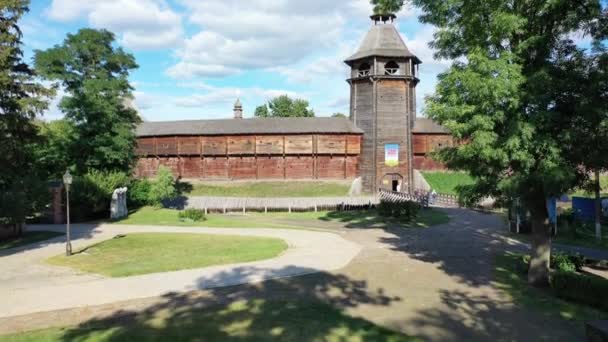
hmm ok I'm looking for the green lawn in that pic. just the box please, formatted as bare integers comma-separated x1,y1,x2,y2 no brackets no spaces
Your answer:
47,233,287,277
571,175,608,198
0,299,419,342
183,181,351,197
0,231,64,251
510,223,608,252
421,171,474,195
494,253,607,329
113,206,450,230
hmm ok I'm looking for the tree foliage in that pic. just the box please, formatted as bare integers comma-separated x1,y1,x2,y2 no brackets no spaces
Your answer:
414,0,604,286
254,95,315,118
149,166,177,207
332,113,347,118
34,28,140,174
34,119,76,179
0,0,53,230
371,0,404,15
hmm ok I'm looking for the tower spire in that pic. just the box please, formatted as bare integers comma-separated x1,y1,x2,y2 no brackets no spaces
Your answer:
233,98,243,119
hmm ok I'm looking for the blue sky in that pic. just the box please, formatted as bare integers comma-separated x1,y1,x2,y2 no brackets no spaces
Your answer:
21,0,600,122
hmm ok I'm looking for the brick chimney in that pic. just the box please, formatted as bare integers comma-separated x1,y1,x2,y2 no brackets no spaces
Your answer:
233,98,243,119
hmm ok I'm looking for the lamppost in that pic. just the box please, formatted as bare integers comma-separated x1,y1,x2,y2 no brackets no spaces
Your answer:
63,170,73,256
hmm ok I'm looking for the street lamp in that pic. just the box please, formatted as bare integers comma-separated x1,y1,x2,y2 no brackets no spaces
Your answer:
63,170,73,256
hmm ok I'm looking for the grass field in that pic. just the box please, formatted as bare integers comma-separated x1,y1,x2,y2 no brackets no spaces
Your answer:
494,253,607,328
183,181,351,197
0,231,64,251
421,172,474,195
571,175,608,198
47,233,287,277
0,299,419,342
510,223,608,251
113,206,450,230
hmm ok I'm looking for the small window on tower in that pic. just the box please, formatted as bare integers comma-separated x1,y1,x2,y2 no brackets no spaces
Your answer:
385,61,399,75
358,62,371,77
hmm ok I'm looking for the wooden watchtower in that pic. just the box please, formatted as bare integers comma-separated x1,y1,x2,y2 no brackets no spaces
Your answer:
345,14,421,194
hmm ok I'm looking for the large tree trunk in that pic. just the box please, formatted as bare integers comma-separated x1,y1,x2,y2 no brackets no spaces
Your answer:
528,200,551,287
594,169,602,241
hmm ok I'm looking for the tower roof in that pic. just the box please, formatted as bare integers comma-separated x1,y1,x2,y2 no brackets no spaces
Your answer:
345,23,421,65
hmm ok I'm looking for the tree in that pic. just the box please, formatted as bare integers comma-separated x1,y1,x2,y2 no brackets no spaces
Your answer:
34,29,140,174
332,113,347,118
561,16,608,241
414,0,603,286
254,104,270,118
149,166,177,208
0,0,53,233
254,95,315,118
371,0,404,15
34,119,77,179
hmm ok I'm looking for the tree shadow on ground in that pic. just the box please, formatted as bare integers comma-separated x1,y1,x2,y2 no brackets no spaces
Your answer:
51,269,412,341
400,289,583,341
0,223,102,257
317,208,445,230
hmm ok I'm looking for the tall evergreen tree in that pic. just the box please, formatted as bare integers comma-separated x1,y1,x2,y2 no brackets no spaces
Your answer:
0,0,53,232
34,29,140,174
413,0,603,286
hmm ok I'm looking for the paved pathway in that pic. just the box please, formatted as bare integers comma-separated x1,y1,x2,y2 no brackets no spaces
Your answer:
0,224,361,318
2,208,605,341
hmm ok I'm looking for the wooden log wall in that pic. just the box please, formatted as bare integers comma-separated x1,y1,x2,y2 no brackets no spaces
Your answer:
135,134,362,180
412,133,453,170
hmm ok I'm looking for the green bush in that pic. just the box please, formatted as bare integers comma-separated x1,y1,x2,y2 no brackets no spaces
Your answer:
128,179,153,208
178,208,206,222
378,200,420,221
521,252,585,273
71,170,130,221
149,166,178,207
551,271,608,311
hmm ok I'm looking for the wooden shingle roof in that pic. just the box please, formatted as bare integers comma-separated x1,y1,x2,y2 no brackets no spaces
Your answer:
412,118,450,134
345,23,421,65
136,117,364,137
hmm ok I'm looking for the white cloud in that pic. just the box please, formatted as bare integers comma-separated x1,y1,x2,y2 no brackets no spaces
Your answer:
402,26,451,71
174,83,298,108
46,0,183,50
167,0,407,78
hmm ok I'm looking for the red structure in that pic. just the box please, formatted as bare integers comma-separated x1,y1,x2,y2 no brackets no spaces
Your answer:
134,14,454,190
134,116,363,180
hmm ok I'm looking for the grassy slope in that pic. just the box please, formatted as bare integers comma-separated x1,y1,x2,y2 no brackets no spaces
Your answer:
571,175,608,198
494,253,607,330
114,206,450,230
509,224,608,252
421,172,474,195
0,231,64,251
1,300,419,342
184,181,351,198
47,233,286,277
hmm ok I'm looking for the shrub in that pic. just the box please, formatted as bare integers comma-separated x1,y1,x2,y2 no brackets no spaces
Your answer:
128,179,153,208
70,170,130,221
178,208,206,222
520,252,586,274
378,200,420,221
149,166,177,207
551,271,608,311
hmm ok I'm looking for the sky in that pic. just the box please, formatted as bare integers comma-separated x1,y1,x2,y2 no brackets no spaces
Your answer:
21,0,600,122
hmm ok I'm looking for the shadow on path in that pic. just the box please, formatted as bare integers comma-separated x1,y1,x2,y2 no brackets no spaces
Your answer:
46,269,408,341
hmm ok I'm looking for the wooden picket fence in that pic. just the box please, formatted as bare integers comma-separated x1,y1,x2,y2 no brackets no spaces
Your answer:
169,189,460,214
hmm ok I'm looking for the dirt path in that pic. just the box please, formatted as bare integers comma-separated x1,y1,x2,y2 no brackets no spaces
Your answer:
0,208,590,341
